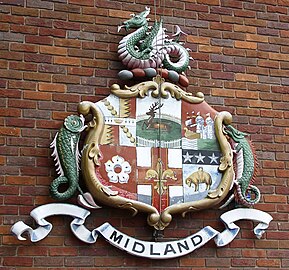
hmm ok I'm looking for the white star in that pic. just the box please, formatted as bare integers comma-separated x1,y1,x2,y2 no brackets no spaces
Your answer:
183,152,194,163
208,153,219,164
195,152,205,163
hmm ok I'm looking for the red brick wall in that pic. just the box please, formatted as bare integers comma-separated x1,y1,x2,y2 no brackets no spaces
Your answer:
1,0,289,268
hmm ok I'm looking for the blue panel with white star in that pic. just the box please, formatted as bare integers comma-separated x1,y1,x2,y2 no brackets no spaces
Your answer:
182,150,221,165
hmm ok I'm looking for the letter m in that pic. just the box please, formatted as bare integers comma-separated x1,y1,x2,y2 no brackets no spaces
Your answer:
110,230,123,244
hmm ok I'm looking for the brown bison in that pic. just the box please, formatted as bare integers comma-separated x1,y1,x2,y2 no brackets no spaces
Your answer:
185,167,212,192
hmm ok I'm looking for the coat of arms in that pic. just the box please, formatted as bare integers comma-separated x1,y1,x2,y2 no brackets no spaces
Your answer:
55,76,260,231
11,7,272,259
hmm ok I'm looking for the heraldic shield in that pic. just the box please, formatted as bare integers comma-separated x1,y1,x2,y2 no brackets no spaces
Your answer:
76,77,235,230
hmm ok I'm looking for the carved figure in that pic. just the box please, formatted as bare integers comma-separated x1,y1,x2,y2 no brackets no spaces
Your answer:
195,111,204,137
50,115,86,200
185,167,212,192
142,101,164,130
225,125,260,206
117,7,191,73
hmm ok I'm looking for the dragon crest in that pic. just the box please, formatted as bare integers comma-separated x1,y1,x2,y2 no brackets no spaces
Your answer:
117,7,192,74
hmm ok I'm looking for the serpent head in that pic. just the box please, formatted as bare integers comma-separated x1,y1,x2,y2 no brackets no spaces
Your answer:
224,125,247,142
64,115,86,133
118,6,150,32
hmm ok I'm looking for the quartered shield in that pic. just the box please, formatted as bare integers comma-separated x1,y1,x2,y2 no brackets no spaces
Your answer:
79,77,234,230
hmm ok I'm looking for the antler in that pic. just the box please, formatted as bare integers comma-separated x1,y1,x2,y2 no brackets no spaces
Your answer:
149,102,164,112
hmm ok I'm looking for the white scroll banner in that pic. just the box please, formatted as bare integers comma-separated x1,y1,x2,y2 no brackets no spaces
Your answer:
215,208,273,247
11,203,272,259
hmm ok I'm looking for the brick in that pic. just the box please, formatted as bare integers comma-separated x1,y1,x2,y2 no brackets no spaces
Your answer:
6,118,35,128
18,246,48,256
278,0,289,7
39,28,66,38
0,108,21,117
12,6,38,16
234,24,256,33
9,61,37,71
70,13,95,24
247,66,268,75
280,30,289,38
10,24,38,35
68,48,94,58
81,59,108,69
26,0,53,10
272,86,289,93
258,59,279,69
0,89,21,98
24,53,52,63
53,20,80,31
68,30,94,41
53,93,80,103
38,64,65,74
212,71,234,80
54,56,80,66
0,14,24,24
24,90,52,101
39,45,67,56
0,51,23,60
0,127,20,136
221,15,243,24
210,22,233,31
235,41,257,49
40,10,68,20
3,257,33,267
224,64,245,73
246,33,268,42
235,73,258,82
211,38,233,47
38,83,66,92
52,74,80,84
267,5,287,14
198,45,222,53
25,17,52,28
11,43,38,53
23,108,51,119
257,259,281,267
198,62,222,71
211,54,233,63
2,32,24,42
34,257,64,267
212,88,235,97
69,0,94,6
187,36,210,45
5,195,33,205
174,9,197,19
232,258,256,267
25,35,53,45
180,258,205,267
67,85,94,94
6,176,35,185
234,9,256,18
23,72,51,82
8,99,36,109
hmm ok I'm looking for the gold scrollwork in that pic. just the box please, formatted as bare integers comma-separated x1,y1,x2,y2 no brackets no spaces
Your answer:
78,101,160,228
110,75,204,104
158,111,234,230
